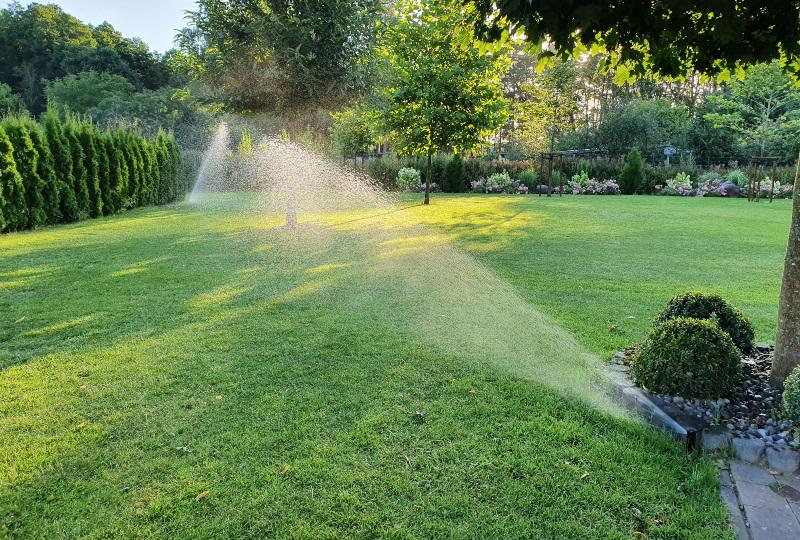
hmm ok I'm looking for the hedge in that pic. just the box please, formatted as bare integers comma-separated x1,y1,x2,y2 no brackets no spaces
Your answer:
0,111,185,233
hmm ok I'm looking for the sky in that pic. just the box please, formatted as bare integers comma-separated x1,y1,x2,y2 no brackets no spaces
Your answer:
49,0,198,52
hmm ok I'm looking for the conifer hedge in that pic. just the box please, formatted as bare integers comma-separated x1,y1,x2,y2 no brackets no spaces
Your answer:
0,111,185,233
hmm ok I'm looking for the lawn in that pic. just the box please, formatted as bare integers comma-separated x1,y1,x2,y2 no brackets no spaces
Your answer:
2,193,789,539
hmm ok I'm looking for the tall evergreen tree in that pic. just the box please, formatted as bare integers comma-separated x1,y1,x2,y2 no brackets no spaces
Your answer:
64,118,90,216
97,133,112,215
0,126,27,232
77,122,102,217
25,118,61,224
43,110,79,222
2,116,46,228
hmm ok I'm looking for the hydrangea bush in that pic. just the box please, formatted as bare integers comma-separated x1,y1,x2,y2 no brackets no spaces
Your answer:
567,178,620,195
660,172,693,196
471,172,520,194
396,167,421,191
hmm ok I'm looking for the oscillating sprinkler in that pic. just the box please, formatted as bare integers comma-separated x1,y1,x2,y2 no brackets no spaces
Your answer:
285,185,298,229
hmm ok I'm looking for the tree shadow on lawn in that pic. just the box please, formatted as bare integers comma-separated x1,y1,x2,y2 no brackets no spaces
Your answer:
0,200,733,538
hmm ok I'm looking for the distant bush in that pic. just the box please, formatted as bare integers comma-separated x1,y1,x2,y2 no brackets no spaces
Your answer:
517,169,539,190
443,153,465,192
471,172,518,194
1,116,46,228
396,167,421,191
619,149,645,194
660,172,693,196
783,366,800,424
696,173,726,197
655,291,755,354
725,170,749,188
632,318,742,398
0,125,27,232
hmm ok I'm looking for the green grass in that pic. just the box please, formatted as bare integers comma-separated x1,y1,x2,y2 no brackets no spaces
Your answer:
3,193,787,539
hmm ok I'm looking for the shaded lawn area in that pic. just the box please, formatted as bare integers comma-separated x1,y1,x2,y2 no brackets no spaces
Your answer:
406,194,792,359
0,194,752,539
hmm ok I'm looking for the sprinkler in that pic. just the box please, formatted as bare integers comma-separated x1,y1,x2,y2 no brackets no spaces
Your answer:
285,186,298,229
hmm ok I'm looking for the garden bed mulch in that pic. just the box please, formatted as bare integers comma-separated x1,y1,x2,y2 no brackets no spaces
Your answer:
607,345,800,473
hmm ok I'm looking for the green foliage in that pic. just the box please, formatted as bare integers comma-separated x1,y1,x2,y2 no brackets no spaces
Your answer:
396,167,421,191
655,292,755,355
330,107,378,158
0,111,185,232
0,125,27,231
632,318,742,398
618,149,645,194
381,0,509,174
518,169,539,189
470,1,800,80
0,3,171,113
0,82,24,115
443,153,465,193
43,110,79,223
179,0,382,112
237,128,253,157
25,118,61,224
726,170,749,188
783,367,800,424
596,99,689,160
45,71,135,113
1,116,46,228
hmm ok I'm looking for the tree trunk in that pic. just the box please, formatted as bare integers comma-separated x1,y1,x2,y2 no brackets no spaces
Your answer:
424,151,432,205
772,151,800,387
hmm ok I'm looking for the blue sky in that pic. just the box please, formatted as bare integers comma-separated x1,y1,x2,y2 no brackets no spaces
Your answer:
49,0,198,52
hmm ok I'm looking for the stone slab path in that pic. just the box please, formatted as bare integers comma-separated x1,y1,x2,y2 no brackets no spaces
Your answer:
721,461,800,539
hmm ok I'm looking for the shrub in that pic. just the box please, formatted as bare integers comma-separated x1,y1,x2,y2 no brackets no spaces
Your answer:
474,172,517,194
25,119,61,224
0,126,28,232
783,366,800,424
661,172,693,196
517,169,539,190
631,318,742,398
396,167,421,191
571,170,589,187
77,123,102,217
1,117,46,228
696,174,726,197
619,149,645,194
584,178,620,195
655,291,755,354
64,119,90,217
443,153,465,192
44,111,80,222
725,169,749,188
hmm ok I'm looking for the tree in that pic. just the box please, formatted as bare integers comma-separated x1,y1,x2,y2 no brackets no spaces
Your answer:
45,71,135,114
467,0,800,385
64,118,90,216
25,117,61,224
0,125,26,232
703,62,800,160
381,0,509,204
43,110,79,222
596,99,690,159
468,1,800,80
515,59,580,154
77,121,102,217
330,106,379,159
618,149,645,195
0,83,24,115
1,116,46,227
178,0,382,112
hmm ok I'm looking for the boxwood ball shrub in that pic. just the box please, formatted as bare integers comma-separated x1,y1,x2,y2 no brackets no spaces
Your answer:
655,292,755,354
783,367,800,424
632,318,742,398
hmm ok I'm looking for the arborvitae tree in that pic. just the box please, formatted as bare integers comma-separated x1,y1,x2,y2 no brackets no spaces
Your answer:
0,126,27,232
155,130,172,204
77,123,102,217
619,149,645,195
43,110,79,222
167,134,184,200
2,116,46,228
131,137,148,206
26,118,61,224
64,118,90,216
142,142,157,205
97,134,113,215
113,131,131,208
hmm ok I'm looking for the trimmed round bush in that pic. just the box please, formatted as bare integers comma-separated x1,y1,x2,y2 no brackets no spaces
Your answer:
655,292,755,354
631,318,742,398
783,366,800,425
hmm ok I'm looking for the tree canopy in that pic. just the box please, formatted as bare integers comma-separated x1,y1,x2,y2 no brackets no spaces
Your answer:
468,0,800,80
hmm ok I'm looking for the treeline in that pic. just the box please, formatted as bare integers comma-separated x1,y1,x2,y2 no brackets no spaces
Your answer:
0,111,185,233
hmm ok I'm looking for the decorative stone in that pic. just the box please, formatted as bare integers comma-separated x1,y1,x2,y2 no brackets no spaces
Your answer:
733,437,766,464
765,447,800,473
702,426,732,451
720,181,741,197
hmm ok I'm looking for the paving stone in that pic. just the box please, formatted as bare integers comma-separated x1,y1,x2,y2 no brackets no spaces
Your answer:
719,484,749,540
744,504,800,540
733,437,766,464
731,460,775,485
736,480,791,509
767,447,800,473
703,427,732,451
719,468,734,488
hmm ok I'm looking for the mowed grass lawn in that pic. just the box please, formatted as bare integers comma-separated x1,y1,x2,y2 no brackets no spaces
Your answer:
1,193,790,539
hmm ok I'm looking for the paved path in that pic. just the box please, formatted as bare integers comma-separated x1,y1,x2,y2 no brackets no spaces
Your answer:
721,461,800,539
